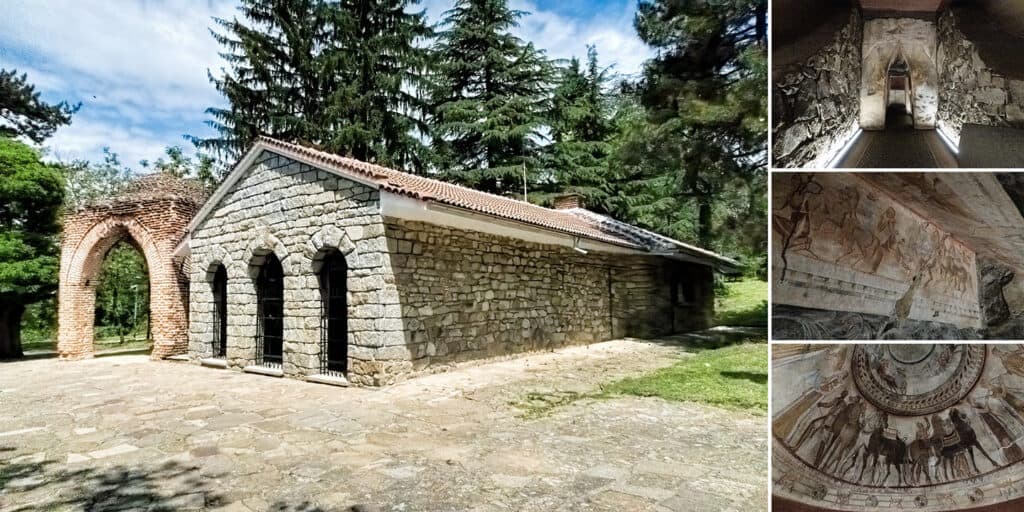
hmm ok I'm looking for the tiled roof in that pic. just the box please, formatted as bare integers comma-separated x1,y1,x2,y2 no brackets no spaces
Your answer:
256,137,740,270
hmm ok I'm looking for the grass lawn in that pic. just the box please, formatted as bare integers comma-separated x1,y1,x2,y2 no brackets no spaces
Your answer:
714,278,768,327
20,334,151,354
512,341,768,418
603,341,768,414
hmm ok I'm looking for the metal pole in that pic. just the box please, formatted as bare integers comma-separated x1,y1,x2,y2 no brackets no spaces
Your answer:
522,163,527,202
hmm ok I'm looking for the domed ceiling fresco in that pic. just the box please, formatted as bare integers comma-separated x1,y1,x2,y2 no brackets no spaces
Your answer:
773,344,1024,511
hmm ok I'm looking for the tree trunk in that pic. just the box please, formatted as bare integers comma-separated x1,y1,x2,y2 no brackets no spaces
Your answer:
0,303,26,359
698,198,713,249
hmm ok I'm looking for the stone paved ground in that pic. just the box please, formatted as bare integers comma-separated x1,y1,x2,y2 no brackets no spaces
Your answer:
0,338,767,512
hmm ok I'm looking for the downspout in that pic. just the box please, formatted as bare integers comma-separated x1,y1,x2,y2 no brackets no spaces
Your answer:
607,266,614,338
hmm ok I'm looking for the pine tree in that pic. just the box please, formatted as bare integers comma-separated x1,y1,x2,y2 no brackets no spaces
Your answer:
199,0,433,171
543,46,615,211
430,0,552,196
198,0,342,158
624,0,767,256
327,0,433,171
0,69,79,144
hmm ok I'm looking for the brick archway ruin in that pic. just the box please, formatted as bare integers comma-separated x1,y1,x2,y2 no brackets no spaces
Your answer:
57,174,207,360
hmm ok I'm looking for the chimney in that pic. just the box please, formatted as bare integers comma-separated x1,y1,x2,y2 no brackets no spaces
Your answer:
553,193,584,210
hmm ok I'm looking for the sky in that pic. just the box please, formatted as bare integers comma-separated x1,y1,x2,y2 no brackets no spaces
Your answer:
0,0,651,168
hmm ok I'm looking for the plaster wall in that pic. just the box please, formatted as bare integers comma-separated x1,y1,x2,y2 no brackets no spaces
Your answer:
773,344,1024,511
773,173,981,329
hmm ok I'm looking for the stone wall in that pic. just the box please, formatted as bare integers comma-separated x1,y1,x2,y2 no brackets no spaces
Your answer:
188,151,393,383
937,10,1024,143
383,219,711,371
772,9,862,168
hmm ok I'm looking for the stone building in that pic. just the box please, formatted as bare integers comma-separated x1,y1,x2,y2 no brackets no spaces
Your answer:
772,0,1024,168
174,137,738,386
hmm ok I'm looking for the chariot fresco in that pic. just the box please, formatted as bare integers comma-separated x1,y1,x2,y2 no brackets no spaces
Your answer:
773,344,1024,511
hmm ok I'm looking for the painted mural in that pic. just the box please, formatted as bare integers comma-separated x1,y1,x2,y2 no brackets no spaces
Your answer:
773,344,1024,511
772,172,981,331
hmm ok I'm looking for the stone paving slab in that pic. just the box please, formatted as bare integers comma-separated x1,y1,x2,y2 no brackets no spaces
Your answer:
0,338,767,511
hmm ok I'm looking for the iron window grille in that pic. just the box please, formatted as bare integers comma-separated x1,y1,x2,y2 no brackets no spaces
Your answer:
319,251,348,376
212,265,228,358
256,254,284,367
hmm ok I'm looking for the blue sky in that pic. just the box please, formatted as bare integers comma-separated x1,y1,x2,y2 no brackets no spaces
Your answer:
0,0,650,168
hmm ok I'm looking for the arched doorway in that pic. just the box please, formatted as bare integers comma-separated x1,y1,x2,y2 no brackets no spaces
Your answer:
57,174,206,360
886,54,913,128
92,240,151,353
211,264,228,358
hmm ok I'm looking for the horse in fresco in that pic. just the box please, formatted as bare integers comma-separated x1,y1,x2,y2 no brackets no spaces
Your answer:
939,408,999,481
857,414,910,486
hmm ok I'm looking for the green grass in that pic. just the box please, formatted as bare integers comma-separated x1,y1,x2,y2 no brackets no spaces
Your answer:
510,341,768,419
714,278,768,327
19,332,151,354
602,341,768,414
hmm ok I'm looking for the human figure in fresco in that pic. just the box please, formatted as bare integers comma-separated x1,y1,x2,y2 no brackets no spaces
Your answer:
775,174,823,282
863,206,898,273
791,388,851,452
972,385,1024,465
815,395,866,471
774,373,847,444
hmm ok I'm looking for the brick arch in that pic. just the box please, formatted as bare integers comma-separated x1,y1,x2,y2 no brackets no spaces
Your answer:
64,217,163,286
58,205,196,360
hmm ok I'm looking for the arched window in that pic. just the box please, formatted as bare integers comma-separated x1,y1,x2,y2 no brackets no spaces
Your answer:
212,264,228,357
320,250,348,374
257,254,284,365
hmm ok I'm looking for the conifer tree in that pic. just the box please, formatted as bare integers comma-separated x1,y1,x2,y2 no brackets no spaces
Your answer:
622,0,767,256
199,0,339,158
430,0,552,196
199,0,433,171
327,0,433,171
543,47,615,211
0,69,79,144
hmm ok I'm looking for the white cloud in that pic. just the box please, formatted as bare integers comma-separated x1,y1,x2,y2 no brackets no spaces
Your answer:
0,0,234,165
0,0,649,166
422,0,651,77
45,117,169,169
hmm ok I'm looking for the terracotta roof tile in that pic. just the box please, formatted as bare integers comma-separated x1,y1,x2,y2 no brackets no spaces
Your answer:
256,137,739,270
